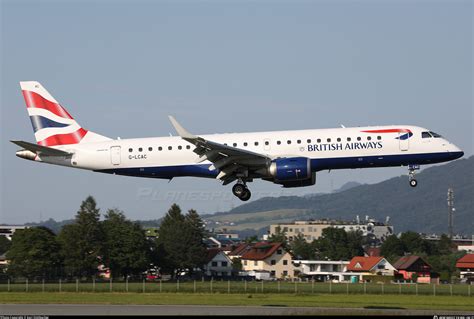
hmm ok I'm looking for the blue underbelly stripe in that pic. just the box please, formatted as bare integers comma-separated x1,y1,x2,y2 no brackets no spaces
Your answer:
94,152,464,179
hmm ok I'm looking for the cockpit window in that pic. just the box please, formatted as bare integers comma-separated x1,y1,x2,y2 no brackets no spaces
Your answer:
429,131,442,138
422,132,432,139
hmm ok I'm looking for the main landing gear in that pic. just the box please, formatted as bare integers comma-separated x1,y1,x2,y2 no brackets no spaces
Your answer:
408,164,420,188
232,181,251,201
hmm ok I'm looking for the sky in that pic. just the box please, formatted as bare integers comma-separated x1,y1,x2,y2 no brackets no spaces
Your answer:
1,0,472,224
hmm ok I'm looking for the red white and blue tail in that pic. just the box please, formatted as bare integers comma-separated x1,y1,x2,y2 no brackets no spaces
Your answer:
20,81,110,146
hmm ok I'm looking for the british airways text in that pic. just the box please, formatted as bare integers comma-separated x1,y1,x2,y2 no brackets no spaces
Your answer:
308,141,383,152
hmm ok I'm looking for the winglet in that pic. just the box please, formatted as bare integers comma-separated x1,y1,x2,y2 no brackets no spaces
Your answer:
168,116,197,139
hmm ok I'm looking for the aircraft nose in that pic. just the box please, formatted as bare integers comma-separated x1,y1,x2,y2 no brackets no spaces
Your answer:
449,144,464,159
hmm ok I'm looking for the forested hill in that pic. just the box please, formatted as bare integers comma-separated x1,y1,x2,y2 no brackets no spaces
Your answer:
214,156,474,234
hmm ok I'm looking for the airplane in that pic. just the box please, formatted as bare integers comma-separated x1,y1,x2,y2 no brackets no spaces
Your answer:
12,81,464,201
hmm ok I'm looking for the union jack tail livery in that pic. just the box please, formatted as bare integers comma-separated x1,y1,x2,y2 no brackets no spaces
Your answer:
20,81,110,147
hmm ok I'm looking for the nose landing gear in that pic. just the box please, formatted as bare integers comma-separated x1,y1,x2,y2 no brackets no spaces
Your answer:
408,164,420,187
232,181,251,201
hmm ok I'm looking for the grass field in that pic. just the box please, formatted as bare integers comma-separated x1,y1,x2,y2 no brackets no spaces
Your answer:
1,280,472,297
0,292,473,311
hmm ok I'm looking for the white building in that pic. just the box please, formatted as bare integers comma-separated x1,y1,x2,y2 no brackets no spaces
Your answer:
202,248,233,277
293,260,363,282
0,225,29,240
269,217,393,244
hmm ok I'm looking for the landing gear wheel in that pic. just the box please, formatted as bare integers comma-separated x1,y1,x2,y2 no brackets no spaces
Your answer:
232,183,246,197
407,164,420,188
239,189,251,201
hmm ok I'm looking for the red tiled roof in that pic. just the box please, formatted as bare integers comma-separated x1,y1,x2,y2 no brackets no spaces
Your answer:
241,242,283,261
393,255,431,270
229,243,252,256
347,256,383,271
456,254,474,268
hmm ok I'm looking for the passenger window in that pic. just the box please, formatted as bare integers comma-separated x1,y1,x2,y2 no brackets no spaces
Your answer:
158,147,162,151
367,136,371,141
287,140,291,144
357,137,361,141
307,139,311,143
347,137,351,142
168,146,172,150
148,147,153,151
377,136,382,140
297,140,301,144
138,148,143,152
277,141,281,145
337,138,341,142
178,146,182,150
264,141,269,146
255,142,259,146
233,143,237,147
129,148,133,152
243,142,248,147
186,145,191,149
327,138,331,143
317,139,321,143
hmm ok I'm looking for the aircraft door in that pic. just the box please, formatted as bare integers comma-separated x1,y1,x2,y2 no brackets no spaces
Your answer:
110,146,121,165
399,133,409,151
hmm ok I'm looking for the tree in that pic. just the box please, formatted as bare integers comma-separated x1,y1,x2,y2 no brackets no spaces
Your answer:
155,204,189,277
289,234,315,260
101,209,149,278
346,231,365,258
59,196,103,278
6,227,62,279
436,234,453,255
400,231,436,255
268,226,287,244
245,235,258,244
0,236,12,255
380,235,405,262
314,228,363,260
183,209,208,274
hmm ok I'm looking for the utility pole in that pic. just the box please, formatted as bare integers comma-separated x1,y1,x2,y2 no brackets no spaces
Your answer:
447,188,455,238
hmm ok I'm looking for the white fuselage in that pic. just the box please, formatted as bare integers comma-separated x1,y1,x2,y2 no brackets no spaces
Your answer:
33,125,463,183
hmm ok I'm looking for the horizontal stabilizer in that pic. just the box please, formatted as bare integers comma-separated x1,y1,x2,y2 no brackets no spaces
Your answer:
10,140,71,156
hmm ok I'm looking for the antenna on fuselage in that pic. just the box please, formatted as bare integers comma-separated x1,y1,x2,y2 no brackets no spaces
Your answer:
340,124,346,128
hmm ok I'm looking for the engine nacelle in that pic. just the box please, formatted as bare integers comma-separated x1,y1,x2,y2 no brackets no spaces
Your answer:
279,173,316,188
268,157,313,182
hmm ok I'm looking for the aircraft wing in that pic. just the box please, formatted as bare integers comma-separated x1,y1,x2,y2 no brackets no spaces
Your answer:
11,140,72,156
168,116,270,184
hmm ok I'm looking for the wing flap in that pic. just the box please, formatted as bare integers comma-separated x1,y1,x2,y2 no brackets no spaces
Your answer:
168,116,270,181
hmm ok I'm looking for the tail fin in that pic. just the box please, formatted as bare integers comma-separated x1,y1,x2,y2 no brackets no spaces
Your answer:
20,81,110,146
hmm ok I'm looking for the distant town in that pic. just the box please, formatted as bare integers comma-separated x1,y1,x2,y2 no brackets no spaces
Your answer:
1,196,473,285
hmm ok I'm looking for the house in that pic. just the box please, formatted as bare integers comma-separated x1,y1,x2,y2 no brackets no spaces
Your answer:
392,255,434,284
202,248,233,277
293,260,358,282
456,254,474,283
240,242,295,279
347,256,396,278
